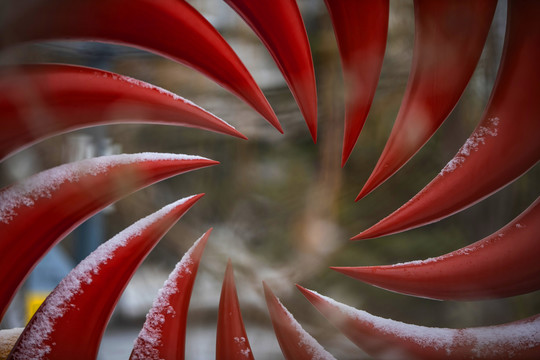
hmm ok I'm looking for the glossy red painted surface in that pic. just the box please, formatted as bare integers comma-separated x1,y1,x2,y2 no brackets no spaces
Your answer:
225,0,317,141
298,286,540,359
337,197,540,300
0,154,216,319
0,0,281,132
0,64,246,161
8,196,203,360
216,260,254,360
130,229,211,360
357,0,497,197
324,0,389,166
354,0,540,239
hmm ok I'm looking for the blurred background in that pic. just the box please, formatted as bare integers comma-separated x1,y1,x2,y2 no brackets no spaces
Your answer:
0,0,538,359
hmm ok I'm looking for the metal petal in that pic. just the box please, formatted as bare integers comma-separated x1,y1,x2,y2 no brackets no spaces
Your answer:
8,195,203,360
0,0,281,131
0,64,246,161
357,0,497,198
354,0,540,239
130,229,211,359
0,153,216,319
298,286,540,359
225,0,317,140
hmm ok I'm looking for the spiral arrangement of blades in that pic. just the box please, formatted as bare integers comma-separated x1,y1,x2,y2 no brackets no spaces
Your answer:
0,0,539,359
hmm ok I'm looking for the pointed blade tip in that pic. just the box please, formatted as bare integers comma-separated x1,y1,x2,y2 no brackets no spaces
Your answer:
341,141,355,168
308,123,317,143
355,186,371,202
350,232,367,241
330,267,359,278
231,129,249,140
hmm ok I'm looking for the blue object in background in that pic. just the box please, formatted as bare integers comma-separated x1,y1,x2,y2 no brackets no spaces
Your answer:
25,246,74,323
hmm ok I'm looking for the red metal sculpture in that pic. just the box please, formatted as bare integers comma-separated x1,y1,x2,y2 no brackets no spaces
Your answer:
225,0,318,141
354,0,540,240
264,282,336,360
0,64,245,161
336,197,540,300
130,229,211,360
216,260,254,360
298,286,540,359
0,0,281,131
8,196,203,359
324,0,389,166
357,0,497,197
0,154,215,319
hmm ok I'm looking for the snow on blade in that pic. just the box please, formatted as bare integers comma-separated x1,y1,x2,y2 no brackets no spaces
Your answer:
353,0,540,240
9,196,203,360
0,153,215,321
334,197,540,300
297,286,540,359
0,153,207,224
355,1,497,197
216,260,254,360
130,229,211,360
263,282,336,360
440,117,499,175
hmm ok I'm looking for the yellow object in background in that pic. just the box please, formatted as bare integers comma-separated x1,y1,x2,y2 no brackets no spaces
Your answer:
25,292,50,324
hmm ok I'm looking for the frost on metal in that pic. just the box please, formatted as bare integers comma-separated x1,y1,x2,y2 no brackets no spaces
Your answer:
130,230,209,360
277,296,337,360
265,283,336,360
234,336,252,358
440,117,499,175
0,153,207,224
10,197,195,359
131,242,195,359
302,288,540,358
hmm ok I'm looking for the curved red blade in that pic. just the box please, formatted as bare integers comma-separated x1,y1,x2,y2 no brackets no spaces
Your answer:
0,0,281,132
354,0,540,240
0,153,217,320
263,282,336,360
0,64,246,161
337,197,540,300
297,286,540,359
216,260,254,360
7,195,203,360
323,0,389,166
130,229,211,360
357,0,497,198
225,0,317,141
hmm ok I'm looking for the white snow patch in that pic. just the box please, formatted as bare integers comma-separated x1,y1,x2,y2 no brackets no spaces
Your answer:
310,290,454,350
0,153,207,224
440,117,499,175
391,231,504,268
234,336,252,358
11,196,195,359
131,233,205,360
464,317,540,358
391,240,489,267
309,290,540,357
391,257,438,267
96,70,235,129
275,296,336,360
